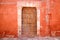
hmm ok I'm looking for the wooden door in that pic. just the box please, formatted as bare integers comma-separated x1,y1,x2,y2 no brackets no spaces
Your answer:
22,7,37,37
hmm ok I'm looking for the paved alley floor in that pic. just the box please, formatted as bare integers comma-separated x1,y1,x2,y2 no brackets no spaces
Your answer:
0,37,60,40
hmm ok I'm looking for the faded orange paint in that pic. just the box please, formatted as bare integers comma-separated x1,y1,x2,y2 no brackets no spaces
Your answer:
0,0,17,2
0,3,18,37
50,0,60,36
40,0,60,37
0,0,60,38
40,1,48,36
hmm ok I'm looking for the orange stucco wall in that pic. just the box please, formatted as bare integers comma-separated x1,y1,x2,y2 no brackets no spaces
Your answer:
0,0,18,38
50,0,60,36
0,0,60,38
40,0,60,37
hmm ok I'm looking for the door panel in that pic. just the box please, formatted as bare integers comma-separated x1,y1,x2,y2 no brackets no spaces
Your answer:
22,7,37,37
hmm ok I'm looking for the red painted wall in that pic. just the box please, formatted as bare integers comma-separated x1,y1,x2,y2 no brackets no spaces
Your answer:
40,1,49,36
0,0,17,2
50,0,60,36
0,0,60,38
40,0,60,37
0,0,17,38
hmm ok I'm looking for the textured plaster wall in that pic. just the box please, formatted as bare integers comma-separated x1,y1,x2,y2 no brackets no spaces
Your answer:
50,0,60,36
40,0,60,37
0,0,60,38
0,0,18,38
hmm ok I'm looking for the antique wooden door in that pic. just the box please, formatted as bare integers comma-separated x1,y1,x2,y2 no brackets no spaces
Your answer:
22,7,37,37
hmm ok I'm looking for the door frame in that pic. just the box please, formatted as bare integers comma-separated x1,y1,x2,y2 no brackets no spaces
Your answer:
17,1,41,37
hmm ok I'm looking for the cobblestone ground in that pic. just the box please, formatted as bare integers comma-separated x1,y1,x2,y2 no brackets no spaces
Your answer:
0,37,60,40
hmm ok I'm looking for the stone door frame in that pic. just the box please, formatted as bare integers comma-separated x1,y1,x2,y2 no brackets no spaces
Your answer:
17,1,41,37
